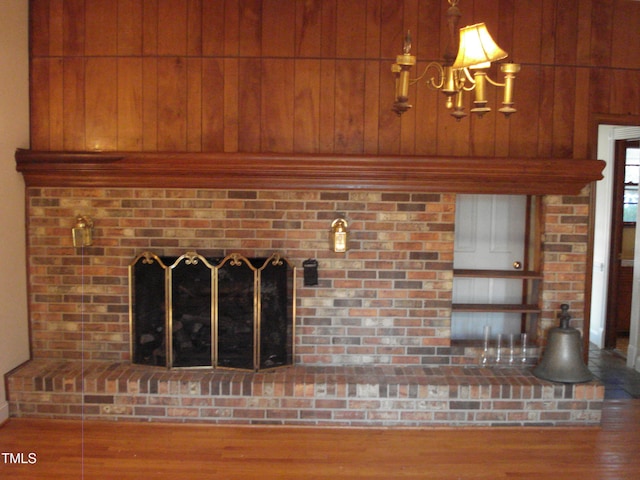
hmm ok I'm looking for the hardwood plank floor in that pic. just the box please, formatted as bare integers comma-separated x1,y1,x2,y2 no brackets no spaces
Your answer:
1,400,639,479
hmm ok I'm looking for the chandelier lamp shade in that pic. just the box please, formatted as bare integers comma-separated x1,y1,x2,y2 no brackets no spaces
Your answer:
452,23,507,69
392,0,521,120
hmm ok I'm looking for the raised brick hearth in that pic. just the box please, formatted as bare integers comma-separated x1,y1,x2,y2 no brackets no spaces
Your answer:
7,359,603,427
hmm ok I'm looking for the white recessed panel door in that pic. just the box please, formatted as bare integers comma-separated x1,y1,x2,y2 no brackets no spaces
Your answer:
452,194,527,340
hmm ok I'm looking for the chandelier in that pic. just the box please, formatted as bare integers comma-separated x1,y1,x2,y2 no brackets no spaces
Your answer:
392,0,520,120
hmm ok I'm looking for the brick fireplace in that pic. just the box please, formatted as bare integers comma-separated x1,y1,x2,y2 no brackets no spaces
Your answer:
6,150,605,426
26,185,459,365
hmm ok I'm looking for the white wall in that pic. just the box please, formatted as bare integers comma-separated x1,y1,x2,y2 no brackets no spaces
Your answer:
0,0,30,422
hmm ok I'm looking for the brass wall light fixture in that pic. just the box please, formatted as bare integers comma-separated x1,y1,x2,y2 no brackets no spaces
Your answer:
392,0,520,120
72,215,93,247
330,218,349,253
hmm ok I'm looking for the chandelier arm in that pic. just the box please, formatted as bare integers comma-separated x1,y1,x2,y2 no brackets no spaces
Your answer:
460,67,475,84
484,75,506,88
411,62,447,89
408,64,432,86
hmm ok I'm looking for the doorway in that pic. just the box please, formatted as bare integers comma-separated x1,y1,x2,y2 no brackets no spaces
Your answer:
590,125,640,371
605,140,639,353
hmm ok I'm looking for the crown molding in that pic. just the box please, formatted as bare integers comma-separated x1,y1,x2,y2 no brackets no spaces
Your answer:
15,150,605,195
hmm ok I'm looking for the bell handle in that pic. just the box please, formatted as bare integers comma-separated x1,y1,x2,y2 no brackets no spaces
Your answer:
559,304,570,329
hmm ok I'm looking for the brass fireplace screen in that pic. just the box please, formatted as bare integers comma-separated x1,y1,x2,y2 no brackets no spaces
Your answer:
129,251,296,371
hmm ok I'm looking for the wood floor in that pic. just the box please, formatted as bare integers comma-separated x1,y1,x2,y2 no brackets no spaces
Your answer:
1,400,639,479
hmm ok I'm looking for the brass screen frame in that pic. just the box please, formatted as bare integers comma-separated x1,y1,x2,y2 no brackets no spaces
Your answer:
167,252,217,370
129,251,296,371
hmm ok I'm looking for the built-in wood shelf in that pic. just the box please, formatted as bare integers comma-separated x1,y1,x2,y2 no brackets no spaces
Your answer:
451,304,541,313
15,150,605,195
453,269,543,280
451,268,543,331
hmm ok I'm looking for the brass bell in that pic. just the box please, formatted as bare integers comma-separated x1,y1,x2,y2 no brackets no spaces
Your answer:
533,304,592,384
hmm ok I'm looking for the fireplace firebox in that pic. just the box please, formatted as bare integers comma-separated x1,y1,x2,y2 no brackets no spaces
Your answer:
129,251,296,371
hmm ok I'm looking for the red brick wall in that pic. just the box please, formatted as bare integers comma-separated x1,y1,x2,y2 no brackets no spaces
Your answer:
25,186,590,365
26,187,456,364
540,190,592,338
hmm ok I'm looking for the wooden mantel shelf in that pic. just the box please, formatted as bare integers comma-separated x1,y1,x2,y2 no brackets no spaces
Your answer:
15,150,605,195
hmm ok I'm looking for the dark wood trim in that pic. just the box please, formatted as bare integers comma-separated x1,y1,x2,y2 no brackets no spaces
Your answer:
15,150,605,195
605,140,628,348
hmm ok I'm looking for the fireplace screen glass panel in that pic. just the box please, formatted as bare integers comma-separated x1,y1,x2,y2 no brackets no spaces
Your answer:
170,255,215,368
130,254,168,367
259,258,294,369
216,256,256,370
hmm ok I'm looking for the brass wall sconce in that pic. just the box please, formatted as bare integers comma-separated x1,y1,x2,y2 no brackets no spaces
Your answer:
72,215,93,247
330,218,349,253
392,0,520,120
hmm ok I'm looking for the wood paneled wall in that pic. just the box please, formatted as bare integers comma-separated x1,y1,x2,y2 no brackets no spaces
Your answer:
29,0,640,157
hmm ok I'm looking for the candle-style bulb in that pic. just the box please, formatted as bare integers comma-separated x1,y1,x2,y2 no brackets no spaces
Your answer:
403,31,412,54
